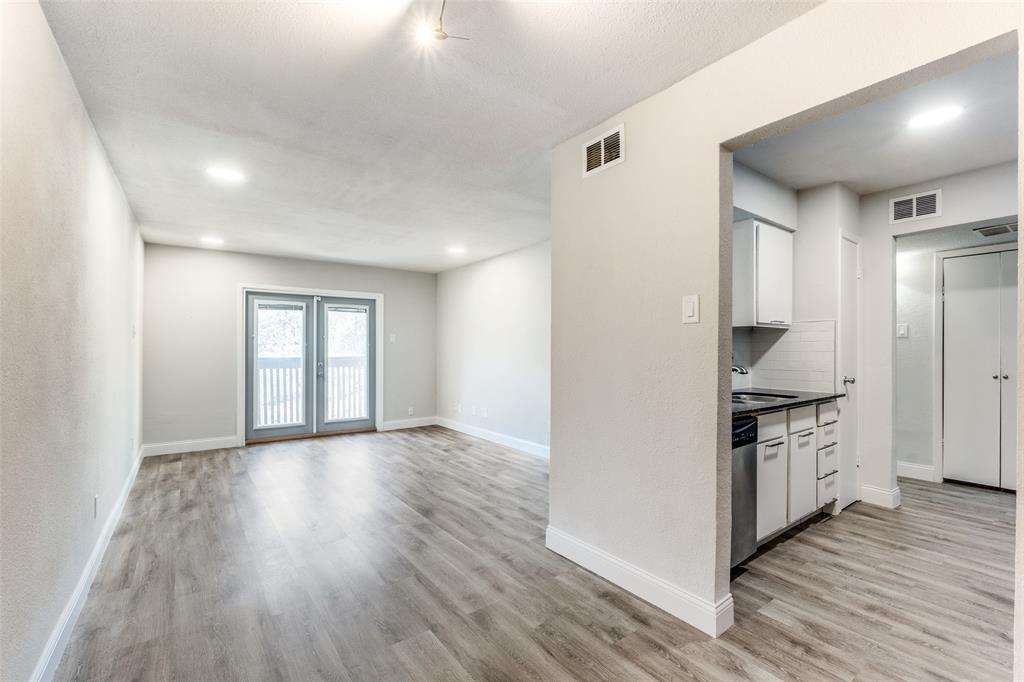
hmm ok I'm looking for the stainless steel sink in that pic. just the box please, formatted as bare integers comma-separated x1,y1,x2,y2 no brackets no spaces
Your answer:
731,392,797,405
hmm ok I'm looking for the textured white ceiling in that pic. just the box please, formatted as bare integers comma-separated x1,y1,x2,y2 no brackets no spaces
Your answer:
735,53,1018,195
42,0,816,272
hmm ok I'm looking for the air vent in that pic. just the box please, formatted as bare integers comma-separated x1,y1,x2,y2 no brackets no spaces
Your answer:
974,222,1019,238
889,189,942,224
581,124,625,177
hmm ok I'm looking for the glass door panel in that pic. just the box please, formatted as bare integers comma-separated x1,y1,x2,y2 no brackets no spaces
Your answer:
317,297,375,433
245,293,314,441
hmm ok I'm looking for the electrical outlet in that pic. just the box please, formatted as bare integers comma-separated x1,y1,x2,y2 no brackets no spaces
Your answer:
93,495,98,519
407,407,414,416
389,333,397,343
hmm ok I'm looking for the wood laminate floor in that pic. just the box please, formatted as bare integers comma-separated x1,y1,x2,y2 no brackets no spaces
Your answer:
56,427,1014,681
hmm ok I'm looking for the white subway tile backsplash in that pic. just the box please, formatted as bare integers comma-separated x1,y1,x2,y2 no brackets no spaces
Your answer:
747,320,837,393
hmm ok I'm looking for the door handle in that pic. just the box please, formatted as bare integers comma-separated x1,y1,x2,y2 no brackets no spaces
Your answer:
1003,374,1010,380
317,361,324,378
842,376,856,385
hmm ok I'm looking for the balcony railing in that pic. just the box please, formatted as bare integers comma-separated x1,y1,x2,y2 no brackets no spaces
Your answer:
255,355,367,428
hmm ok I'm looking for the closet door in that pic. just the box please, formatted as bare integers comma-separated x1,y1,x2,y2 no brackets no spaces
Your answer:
943,253,1001,487
1000,251,1017,491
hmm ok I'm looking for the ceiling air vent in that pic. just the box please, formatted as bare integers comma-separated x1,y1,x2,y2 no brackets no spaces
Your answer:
889,189,942,224
974,222,1019,238
581,124,625,177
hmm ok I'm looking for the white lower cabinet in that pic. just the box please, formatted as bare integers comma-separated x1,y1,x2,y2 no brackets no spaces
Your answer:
753,400,842,544
788,429,818,522
817,473,838,507
756,437,788,541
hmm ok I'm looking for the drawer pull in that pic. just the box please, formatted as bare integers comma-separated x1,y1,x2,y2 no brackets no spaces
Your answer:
818,442,838,450
766,440,785,448
821,419,838,427
797,432,814,439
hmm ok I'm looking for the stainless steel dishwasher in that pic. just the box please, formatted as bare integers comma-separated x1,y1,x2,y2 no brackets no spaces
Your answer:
731,416,758,568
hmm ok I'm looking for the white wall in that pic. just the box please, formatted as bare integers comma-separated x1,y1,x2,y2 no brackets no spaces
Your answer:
859,161,1018,493
0,3,144,679
733,162,798,228
436,242,551,455
143,245,436,447
794,183,860,322
549,1,1021,641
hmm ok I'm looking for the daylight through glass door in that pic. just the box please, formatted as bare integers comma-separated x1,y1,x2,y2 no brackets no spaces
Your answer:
245,291,375,442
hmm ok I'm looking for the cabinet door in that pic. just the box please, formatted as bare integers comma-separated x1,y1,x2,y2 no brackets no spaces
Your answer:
788,429,818,521
756,437,788,540
732,220,755,327
755,223,793,326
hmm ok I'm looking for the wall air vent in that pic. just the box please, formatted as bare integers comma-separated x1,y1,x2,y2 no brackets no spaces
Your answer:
973,222,1019,238
581,124,625,177
889,189,942,224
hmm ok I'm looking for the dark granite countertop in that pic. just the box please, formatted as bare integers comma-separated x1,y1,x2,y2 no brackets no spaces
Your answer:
731,387,844,418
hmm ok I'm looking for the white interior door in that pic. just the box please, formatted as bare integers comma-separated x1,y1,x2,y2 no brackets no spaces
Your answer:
838,237,860,508
999,251,1017,490
943,253,1001,487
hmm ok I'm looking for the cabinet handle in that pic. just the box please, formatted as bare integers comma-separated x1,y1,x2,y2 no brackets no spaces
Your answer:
1003,374,1010,380
766,441,785,448
770,320,786,324
994,375,999,380
798,432,814,439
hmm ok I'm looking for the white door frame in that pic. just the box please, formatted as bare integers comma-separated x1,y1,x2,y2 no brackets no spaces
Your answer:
235,283,385,446
839,232,863,505
932,243,1017,481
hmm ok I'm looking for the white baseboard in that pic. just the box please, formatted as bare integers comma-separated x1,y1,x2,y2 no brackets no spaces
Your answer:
30,448,143,682
897,461,939,482
378,416,438,432
140,435,241,458
436,417,550,459
545,526,733,637
860,483,901,508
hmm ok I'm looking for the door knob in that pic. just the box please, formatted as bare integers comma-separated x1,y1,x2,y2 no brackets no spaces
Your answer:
842,376,856,385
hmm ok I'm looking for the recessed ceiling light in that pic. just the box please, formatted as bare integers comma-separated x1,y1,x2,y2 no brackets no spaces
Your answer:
907,105,964,130
205,165,246,184
447,245,466,255
201,235,224,245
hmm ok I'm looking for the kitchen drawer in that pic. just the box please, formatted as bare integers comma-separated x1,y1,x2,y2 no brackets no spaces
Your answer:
817,400,838,426
817,420,838,447
816,444,838,479
817,472,838,507
757,410,787,443
788,405,816,434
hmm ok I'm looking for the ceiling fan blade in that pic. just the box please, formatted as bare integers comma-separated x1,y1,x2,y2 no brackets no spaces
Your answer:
448,34,470,40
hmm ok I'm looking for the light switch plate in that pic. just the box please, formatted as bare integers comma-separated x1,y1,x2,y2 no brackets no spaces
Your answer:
896,322,908,338
682,294,700,324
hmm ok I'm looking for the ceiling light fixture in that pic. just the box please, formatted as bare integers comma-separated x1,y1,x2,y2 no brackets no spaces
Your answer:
201,235,225,245
907,105,964,130
205,165,246,184
417,0,470,44
447,245,466,255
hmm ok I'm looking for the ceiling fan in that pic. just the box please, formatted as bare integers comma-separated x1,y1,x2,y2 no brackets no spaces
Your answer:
420,0,469,42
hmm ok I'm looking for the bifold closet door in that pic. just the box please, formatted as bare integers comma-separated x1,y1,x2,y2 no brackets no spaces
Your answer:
943,253,1001,487
999,251,1017,490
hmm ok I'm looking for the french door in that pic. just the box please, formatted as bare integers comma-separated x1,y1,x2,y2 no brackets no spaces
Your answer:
942,250,1017,490
245,291,375,442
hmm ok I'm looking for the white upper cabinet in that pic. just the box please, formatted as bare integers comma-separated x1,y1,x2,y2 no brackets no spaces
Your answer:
733,219,794,328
